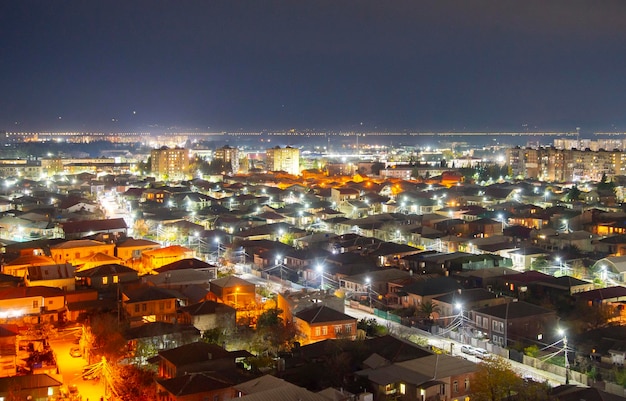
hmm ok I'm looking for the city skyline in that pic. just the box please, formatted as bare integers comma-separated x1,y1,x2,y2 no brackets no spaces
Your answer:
2,1,626,133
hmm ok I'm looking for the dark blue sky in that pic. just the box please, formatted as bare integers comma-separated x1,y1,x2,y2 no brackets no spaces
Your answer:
2,1,626,133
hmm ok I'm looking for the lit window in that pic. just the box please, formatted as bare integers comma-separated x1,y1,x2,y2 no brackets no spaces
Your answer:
400,383,406,395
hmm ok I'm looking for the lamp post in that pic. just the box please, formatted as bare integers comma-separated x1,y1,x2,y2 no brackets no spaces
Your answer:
317,264,324,290
456,302,464,344
559,329,570,384
365,277,372,308
497,213,505,232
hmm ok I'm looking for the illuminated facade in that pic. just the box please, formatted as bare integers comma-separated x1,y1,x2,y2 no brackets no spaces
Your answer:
214,145,240,173
266,146,300,175
150,147,190,180
506,147,626,182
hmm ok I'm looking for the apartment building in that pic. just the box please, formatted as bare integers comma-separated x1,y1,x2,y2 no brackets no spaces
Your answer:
506,147,626,182
266,146,300,175
150,146,190,180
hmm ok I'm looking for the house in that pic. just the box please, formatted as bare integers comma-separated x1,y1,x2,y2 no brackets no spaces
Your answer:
154,341,252,379
25,263,76,291
143,269,211,291
60,217,128,240
294,305,357,345
432,288,510,324
277,289,347,327
74,255,123,276
356,353,476,401
505,246,550,270
122,286,183,327
0,324,18,377
155,258,218,280
178,300,236,335
156,372,240,401
74,263,139,289
141,245,194,273
1,254,58,278
340,269,414,307
124,322,200,365
234,375,328,401
49,239,116,264
400,276,462,309
65,288,115,322
471,301,559,347
0,286,65,324
115,237,160,264
0,374,62,400
209,276,256,311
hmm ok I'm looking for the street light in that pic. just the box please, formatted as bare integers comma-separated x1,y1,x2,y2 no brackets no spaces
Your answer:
317,264,324,290
559,329,570,384
365,277,372,308
456,302,464,343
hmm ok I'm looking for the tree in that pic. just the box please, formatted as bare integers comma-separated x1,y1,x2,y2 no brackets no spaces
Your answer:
112,364,157,401
255,308,300,354
357,318,388,337
86,313,127,361
371,161,385,175
566,186,581,202
471,356,523,401
416,301,440,320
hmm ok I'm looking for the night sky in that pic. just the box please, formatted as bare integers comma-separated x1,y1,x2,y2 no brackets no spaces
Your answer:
2,1,626,133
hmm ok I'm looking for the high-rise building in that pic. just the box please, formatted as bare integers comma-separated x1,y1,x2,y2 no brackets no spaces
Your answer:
150,147,189,180
266,146,300,175
214,145,240,174
506,147,626,182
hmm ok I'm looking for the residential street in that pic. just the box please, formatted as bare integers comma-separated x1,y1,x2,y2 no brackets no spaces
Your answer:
50,329,106,401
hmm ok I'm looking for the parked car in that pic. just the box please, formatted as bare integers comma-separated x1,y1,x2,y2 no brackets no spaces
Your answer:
69,347,82,358
474,348,490,359
460,345,476,355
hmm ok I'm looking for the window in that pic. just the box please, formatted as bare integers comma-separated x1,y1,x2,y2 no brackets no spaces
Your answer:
400,383,406,395
142,303,147,312
315,327,321,336
465,378,469,390
33,300,39,309
322,326,328,335
344,324,352,334
134,304,140,313
113,275,119,283
453,381,458,393
334,325,342,334
102,276,108,285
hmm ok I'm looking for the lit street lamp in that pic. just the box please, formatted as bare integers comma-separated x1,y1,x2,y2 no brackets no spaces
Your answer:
456,302,465,344
317,264,324,290
559,329,570,384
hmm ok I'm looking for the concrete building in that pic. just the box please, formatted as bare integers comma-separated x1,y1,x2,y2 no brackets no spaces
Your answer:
214,145,240,174
266,146,300,175
150,146,190,180
506,147,626,182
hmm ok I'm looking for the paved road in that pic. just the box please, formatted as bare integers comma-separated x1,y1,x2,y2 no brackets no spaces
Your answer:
50,329,106,401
